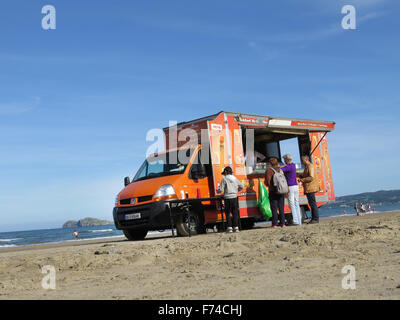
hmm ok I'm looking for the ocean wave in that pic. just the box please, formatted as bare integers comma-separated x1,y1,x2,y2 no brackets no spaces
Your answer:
0,238,23,242
87,229,113,233
0,235,125,249
50,235,124,245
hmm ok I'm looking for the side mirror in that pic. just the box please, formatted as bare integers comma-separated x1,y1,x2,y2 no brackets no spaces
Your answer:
191,164,207,179
124,176,131,186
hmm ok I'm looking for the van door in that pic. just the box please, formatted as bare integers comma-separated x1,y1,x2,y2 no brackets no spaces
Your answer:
187,149,213,199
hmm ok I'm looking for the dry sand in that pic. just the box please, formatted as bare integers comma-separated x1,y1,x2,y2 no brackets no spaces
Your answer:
1,211,400,300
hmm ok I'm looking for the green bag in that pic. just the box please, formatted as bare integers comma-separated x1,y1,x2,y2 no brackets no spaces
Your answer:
257,178,272,220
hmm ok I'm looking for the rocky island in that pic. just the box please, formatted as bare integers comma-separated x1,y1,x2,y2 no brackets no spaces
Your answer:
62,217,113,228
324,189,400,208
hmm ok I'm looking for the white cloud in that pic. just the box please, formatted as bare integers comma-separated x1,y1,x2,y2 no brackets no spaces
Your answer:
307,0,394,11
358,10,387,23
246,41,280,61
0,96,40,116
255,10,387,45
347,0,390,7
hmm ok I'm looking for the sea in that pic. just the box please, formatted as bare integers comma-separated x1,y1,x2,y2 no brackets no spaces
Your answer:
1,203,400,249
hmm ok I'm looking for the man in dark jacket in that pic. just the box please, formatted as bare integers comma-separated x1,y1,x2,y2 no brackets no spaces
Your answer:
299,155,320,224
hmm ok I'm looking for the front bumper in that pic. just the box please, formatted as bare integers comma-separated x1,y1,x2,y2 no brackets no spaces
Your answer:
113,201,171,230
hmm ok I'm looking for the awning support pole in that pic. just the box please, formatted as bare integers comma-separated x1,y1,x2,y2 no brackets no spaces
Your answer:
310,132,327,156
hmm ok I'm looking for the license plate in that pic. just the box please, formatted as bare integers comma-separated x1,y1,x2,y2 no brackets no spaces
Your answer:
125,213,141,220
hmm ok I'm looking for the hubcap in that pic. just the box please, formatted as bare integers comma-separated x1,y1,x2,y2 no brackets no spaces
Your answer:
184,213,197,232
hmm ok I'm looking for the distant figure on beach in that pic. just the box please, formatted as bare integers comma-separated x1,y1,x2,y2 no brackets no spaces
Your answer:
368,204,371,213
73,230,79,239
343,210,347,215
354,202,359,215
360,203,366,215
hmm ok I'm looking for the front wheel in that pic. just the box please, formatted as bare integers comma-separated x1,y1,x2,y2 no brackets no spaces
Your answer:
123,228,148,241
176,211,206,237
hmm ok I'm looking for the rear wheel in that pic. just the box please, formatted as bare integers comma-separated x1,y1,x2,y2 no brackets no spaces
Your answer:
123,229,148,241
176,210,206,237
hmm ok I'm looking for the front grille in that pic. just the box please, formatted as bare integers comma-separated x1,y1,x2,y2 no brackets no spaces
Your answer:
117,206,150,215
119,198,131,205
137,195,153,203
117,205,151,227
120,217,150,227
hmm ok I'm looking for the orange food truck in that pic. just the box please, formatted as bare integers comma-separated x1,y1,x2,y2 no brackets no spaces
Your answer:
113,111,335,240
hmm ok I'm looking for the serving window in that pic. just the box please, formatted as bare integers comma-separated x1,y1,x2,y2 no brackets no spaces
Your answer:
241,127,311,176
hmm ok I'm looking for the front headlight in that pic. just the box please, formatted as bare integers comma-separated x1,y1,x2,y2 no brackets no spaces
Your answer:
154,184,177,201
115,193,120,205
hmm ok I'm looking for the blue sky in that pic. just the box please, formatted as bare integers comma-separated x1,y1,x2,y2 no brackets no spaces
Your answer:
0,0,399,231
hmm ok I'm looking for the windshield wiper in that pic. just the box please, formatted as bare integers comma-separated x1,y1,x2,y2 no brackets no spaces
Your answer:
133,170,183,182
133,172,167,182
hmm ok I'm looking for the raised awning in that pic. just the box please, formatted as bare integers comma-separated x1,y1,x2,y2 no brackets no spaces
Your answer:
224,111,335,133
268,118,335,132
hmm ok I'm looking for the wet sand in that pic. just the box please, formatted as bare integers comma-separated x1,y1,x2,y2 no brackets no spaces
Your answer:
1,211,400,300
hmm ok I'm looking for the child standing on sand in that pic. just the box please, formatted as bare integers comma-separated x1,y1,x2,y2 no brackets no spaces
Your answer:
217,166,244,233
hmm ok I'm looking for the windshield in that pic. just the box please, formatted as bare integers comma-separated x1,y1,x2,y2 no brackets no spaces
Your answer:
133,150,192,182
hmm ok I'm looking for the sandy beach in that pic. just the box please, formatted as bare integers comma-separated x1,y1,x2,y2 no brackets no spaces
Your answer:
1,211,400,300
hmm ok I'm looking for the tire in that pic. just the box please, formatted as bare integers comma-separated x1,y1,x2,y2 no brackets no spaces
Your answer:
240,218,255,230
176,210,206,237
123,229,148,241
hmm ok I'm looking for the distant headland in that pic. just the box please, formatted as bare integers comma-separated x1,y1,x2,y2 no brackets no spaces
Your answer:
62,217,113,228
325,189,400,209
